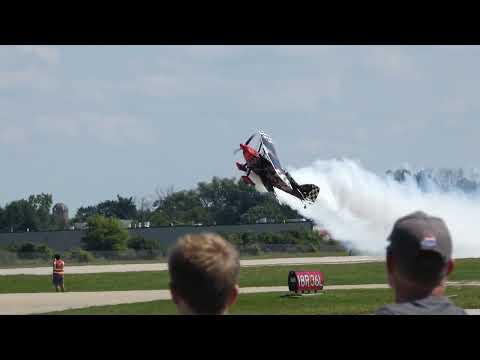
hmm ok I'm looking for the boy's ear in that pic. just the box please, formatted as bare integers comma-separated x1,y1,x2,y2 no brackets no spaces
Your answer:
228,284,239,307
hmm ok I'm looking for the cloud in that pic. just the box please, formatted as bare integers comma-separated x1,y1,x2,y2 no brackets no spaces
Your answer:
435,45,478,51
364,46,417,79
134,74,193,98
182,45,247,59
34,113,156,146
15,46,60,65
0,67,60,92
244,74,342,112
0,69,37,88
440,98,470,115
0,46,61,91
130,60,342,113
0,126,29,145
271,45,335,57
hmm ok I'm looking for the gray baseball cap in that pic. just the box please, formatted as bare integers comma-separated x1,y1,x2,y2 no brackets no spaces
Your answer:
387,211,452,264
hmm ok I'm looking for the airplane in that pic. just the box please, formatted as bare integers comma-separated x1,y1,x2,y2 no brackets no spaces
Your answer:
235,131,320,208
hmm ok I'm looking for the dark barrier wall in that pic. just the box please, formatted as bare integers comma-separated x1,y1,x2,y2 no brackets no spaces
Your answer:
0,222,313,251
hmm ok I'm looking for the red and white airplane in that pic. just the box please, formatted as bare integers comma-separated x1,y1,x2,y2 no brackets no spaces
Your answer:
235,131,319,207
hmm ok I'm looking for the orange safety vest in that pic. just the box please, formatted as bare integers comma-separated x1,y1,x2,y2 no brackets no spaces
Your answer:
53,260,65,276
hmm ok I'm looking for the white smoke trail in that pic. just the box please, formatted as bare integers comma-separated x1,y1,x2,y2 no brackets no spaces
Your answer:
275,159,480,259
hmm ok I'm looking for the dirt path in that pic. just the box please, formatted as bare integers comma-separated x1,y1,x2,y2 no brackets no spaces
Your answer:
1,281,479,315
0,256,385,276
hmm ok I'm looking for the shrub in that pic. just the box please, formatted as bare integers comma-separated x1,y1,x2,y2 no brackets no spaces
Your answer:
213,230,346,253
127,236,160,251
36,244,54,259
0,250,17,265
68,248,95,263
81,215,129,251
242,243,262,256
127,236,161,259
16,242,54,260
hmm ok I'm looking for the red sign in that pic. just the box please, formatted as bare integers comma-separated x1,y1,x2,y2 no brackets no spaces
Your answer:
288,271,324,293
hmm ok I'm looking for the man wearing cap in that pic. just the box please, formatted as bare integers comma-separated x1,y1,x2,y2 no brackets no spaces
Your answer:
376,211,466,315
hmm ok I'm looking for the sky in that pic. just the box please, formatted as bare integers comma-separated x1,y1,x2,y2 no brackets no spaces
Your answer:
1,45,480,214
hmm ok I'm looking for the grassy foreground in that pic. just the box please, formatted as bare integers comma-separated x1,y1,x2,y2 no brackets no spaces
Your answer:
46,286,480,315
1,258,478,294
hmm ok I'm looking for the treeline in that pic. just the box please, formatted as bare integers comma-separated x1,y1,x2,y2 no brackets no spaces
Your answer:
75,177,302,226
0,194,61,232
0,177,304,233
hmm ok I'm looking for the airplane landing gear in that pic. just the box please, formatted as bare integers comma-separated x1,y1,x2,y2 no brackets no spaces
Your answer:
241,176,255,186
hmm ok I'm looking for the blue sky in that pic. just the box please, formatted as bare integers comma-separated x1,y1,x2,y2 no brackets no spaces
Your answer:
1,45,479,214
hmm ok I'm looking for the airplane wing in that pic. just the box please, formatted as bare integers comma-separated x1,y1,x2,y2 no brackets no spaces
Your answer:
258,131,292,188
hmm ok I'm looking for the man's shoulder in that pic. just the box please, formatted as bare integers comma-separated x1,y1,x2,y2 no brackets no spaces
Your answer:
375,304,405,315
375,296,467,315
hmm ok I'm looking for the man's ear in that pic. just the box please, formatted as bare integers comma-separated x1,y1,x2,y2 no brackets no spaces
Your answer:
169,282,179,305
446,259,454,276
386,251,394,274
385,251,396,288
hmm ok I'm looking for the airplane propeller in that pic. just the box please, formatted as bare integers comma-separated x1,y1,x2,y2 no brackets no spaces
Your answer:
245,133,255,145
233,133,256,155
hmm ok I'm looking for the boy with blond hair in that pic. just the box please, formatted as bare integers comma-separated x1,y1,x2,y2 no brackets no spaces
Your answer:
168,233,240,315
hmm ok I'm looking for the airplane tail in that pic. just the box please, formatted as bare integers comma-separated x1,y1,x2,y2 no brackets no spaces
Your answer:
298,184,320,203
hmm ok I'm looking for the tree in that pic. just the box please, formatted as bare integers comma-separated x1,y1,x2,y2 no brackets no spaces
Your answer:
74,205,98,223
98,195,137,219
148,211,171,226
136,196,154,223
241,203,281,223
81,215,129,251
197,177,257,224
0,194,58,232
196,177,300,224
153,189,208,225
4,200,39,232
28,193,54,230
0,207,6,231
74,195,137,222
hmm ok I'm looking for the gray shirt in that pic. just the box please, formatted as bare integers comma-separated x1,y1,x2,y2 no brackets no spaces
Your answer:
375,295,466,315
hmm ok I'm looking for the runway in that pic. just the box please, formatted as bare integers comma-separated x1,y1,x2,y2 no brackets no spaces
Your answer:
0,256,385,276
0,281,478,315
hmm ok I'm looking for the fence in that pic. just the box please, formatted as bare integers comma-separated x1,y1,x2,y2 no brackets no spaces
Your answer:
0,222,314,251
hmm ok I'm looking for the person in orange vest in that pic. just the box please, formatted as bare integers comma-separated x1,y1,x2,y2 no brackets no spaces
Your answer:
53,254,65,292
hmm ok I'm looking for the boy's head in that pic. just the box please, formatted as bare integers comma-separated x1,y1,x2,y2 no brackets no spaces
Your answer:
168,233,240,315
54,254,61,260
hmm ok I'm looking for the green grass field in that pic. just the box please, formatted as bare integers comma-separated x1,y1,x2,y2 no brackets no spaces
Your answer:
47,286,480,315
0,258,478,294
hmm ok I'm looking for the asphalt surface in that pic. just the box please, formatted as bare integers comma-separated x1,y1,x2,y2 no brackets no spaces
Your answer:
0,256,385,276
1,281,479,315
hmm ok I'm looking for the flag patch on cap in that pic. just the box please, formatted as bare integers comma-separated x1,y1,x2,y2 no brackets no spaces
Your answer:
421,235,437,248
